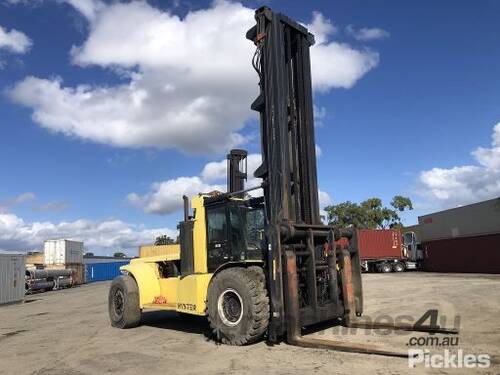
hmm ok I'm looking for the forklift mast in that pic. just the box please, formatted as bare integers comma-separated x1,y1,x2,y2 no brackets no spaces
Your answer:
247,7,363,342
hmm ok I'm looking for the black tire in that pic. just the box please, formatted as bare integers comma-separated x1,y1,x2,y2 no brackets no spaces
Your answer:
207,267,269,345
380,262,392,273
109,275,141,329
393,262,405,272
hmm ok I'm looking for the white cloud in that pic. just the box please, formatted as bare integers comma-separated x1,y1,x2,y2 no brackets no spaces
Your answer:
35,201,68,212
201,153,262,187
307,11,337,45
201,158,229,183
0,192,35,211
318,190,332,207
129,152,331,216
0,25,32,53
315,144,322,158
417,123,500,208
346,25,390,41
128,153,263,215
128,177,226,215
0,212,174,253
58,0,104,21
9,1,379,154
310,42,378,91
13,192,35,203
307,16,379,91
313,105,327,127
318,189,332,224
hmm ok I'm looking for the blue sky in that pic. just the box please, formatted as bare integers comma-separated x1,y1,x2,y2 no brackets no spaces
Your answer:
1,0,500,254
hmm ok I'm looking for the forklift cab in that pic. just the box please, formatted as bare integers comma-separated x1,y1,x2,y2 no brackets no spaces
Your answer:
204,196,266,272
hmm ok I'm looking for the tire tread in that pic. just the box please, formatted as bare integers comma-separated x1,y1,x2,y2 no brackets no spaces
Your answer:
207,266,269,345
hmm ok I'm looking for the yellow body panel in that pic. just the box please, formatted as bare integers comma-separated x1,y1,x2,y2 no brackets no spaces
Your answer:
176,273,213,315
159,277,179,309
191,196,207,273
120,262,160,307
139,244,180,258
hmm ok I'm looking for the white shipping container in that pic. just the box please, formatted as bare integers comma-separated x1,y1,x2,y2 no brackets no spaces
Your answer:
44,239,84,265
0,251,26,305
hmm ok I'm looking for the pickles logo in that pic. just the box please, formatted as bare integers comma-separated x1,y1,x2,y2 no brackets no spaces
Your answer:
409,349,490,369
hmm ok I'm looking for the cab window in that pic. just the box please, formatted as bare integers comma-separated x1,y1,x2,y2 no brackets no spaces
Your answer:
207,207,227,243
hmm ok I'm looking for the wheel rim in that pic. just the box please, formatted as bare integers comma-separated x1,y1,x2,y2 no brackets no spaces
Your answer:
113,289,125,318
217,288,243,327
383,264,391,272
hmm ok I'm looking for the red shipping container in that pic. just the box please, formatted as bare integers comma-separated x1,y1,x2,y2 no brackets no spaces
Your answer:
357,229,403,260
422,233,500,274
335,229,404,260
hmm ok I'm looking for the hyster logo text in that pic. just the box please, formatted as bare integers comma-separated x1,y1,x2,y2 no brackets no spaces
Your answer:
408,349,490,369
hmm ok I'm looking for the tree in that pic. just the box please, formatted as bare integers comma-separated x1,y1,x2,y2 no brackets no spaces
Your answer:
113,252,126,258
324,195,413,229
155,235,176,245
391,195,413,211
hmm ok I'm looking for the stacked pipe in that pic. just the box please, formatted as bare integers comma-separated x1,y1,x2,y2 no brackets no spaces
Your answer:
25,268,75,294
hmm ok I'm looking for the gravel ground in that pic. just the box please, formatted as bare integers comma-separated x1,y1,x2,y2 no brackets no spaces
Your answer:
0,272,499,375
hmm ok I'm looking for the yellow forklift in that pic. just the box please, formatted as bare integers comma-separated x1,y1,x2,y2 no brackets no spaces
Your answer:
109,7,455,355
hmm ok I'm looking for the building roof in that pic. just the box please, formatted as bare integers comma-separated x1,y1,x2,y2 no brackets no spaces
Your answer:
0,250,24,256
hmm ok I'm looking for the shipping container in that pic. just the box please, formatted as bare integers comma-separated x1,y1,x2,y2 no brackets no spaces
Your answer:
25,252,44,266
0,251,26,305
139,244,180,258
83,256,133,264
85,261,129,283
44,240,84,265
418,197,500,241
422,233,500,274
357,229,403,259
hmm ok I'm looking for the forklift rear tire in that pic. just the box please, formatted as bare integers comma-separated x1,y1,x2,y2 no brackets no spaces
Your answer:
207,267,269,345
109,275,141,329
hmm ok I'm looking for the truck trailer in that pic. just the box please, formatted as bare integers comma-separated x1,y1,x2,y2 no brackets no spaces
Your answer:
403,197,500,273
338,229,417,273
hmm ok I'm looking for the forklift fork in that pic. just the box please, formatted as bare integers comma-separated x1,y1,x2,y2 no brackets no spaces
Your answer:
284,250,458,358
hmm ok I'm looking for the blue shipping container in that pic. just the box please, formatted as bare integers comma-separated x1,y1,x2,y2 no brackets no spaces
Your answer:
85,261,129,282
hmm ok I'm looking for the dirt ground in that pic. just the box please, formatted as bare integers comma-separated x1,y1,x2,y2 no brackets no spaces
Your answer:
1,272,499,375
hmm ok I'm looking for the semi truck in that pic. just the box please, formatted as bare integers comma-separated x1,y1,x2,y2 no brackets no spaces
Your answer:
338,229,418,273
403,197,500,274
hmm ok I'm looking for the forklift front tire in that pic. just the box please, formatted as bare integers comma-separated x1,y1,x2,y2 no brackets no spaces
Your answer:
109,275,141,329
207,267,269,345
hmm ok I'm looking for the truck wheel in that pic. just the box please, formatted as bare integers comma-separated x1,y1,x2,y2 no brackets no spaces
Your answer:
109,275,141,329
207,267,269,345
380,262,392,273
393,262,405,272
